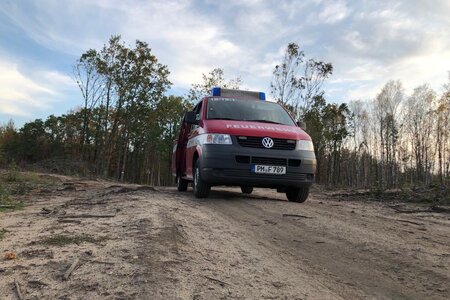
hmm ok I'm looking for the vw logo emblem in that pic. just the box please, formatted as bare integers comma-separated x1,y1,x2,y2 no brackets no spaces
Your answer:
262,137,274,148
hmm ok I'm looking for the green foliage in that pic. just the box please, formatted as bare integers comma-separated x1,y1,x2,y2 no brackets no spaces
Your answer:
0,229,6,240
11,182,29,195
0,35,182,185
303,95,351,186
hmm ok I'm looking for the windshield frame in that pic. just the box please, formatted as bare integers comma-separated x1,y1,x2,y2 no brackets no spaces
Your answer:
205,97,296,126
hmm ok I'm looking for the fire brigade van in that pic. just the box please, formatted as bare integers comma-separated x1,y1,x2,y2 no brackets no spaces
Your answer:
172,88,316,202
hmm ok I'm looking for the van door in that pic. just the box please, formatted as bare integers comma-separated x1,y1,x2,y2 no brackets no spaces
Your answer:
175,115,191,178
185,101,203,178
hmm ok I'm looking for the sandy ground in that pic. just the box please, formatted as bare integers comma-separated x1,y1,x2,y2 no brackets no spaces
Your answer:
0,175,449,299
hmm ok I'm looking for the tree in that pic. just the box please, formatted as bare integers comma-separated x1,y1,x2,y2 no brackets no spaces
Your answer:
436,72,450,186
373,80,404,189
403,84,436,185
187,68,242,104
303,96,350,186
73,49,104,159
347,100,370,187
0,120,19,165
74,36,172,181
271,42,333,119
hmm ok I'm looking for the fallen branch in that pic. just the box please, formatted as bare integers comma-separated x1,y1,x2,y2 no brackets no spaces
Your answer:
57,219,82,224
396,219,424,226
0,205,17,208
431,206,450,214
57,185,76,191
103,185,155,196
14,279,24,300
66,201,107,206
82,258,114,265
58,214,116,219
388,206,431,214
63,258,80,281
204,275,229,286
282,214,313,219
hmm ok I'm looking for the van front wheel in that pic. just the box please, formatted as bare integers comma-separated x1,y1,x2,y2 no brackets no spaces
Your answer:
241,186,253,194
286,187,309,203
193,160,210,198
177,176,188,192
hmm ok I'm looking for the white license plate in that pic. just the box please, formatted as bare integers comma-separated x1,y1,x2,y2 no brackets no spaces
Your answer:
252,165,286,175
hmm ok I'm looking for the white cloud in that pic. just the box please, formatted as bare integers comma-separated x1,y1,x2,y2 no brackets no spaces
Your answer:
318,1,450,101
0,58,75,117
0,0,449,109
0,0,294,90
317,0,350,24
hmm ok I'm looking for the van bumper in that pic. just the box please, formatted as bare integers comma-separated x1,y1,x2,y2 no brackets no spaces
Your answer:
199,144,316,188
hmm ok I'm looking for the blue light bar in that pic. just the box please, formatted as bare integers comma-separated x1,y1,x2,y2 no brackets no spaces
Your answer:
211,88,266,101
212,87,221,96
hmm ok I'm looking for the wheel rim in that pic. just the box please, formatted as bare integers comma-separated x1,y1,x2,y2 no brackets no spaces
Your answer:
194,167,199,190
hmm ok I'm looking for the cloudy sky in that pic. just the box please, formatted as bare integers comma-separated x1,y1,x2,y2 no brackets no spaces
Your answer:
1,0,449,125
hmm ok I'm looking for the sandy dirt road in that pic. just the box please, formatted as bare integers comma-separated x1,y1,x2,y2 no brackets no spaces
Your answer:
1,176,449,299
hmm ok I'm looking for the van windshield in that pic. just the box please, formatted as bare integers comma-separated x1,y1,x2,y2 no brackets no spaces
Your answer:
206,97,295,126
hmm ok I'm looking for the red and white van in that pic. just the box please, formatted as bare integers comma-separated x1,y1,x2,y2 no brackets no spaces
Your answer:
172,88,316,202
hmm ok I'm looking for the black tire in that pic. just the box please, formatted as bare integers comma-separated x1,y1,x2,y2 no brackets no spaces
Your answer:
286,187,310,203
241,186,253,194
177,176,188,192
193,160,210,198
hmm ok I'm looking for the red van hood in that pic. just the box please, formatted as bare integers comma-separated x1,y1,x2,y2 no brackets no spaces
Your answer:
203,120,311,140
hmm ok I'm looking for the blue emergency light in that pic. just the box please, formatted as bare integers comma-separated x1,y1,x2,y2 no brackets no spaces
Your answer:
211,87,266,100
212,87,221,96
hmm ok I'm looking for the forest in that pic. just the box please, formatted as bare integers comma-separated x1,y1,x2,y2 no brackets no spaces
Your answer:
0,36,449,191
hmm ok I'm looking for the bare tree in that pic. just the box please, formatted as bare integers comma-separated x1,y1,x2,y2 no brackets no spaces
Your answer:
373,80,404,189
403,84,437,185
271,42,333,119
187,68,243,104
73,49,105,159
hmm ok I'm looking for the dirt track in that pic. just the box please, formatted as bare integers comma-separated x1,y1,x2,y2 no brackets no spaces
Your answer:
1,176,449,299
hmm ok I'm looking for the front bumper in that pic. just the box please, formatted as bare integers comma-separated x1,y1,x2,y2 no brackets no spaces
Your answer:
199,142,316,188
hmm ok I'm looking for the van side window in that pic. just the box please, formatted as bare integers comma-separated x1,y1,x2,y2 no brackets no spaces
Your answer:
190,101,203,131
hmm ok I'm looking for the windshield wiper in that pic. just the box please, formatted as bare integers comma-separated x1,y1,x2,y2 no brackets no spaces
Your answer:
245,119,283,125
208,117,239,121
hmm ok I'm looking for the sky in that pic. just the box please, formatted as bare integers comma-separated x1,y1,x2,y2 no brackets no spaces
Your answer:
1,0,449,126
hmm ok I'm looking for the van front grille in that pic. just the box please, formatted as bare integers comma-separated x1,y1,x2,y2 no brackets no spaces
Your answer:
237,136,296,150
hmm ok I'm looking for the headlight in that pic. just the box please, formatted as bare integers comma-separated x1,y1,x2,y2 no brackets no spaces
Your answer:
296,140,314,151
202,134,232,145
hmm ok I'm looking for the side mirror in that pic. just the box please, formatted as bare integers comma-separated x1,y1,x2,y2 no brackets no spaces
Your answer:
185,111,200,125
296,120,307,130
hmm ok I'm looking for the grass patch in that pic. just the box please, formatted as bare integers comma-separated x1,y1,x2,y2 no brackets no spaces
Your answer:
0,202,24,212
0,185,24,212
0,169,60,212
4,162,22,182
0,185,10,202
0,229,6,240
39,234,109,246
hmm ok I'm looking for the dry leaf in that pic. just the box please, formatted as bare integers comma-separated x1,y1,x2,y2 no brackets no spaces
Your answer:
4,252,17,260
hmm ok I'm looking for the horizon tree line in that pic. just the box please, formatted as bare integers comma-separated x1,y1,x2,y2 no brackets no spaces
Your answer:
0,37,449,190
